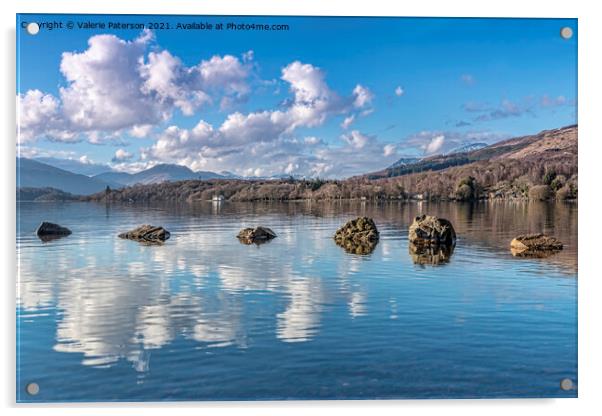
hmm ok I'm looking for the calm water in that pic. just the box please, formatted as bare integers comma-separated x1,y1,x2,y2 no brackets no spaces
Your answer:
16,200,577,402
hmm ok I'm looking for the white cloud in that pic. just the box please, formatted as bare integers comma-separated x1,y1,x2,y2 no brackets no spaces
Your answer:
341,115,355,129
129,124,154,138
59,30,165,132
395,86,404,96
17,30,254,145
341,130,371,149
18,34,396,178
140,50,210,116
78,155,93,164
383,144,396,157
303,136,321,146
17,89,74,144
282,61,331,104
112,148,134,162
424,135,445,155
352,84,373,108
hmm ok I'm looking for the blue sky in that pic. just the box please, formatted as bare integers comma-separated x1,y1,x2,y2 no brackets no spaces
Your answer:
17,14,577,178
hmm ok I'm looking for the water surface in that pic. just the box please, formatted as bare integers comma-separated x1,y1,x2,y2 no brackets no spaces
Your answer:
17,200,577,401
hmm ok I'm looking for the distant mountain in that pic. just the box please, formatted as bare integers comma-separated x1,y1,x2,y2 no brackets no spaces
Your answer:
93,163,230,186
33,157,112,176
388,156,421,169
444,142,488,155
17,158,114,195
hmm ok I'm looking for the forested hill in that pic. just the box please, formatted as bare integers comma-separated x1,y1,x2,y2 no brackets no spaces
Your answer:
28,125,577,203
366,125,577,180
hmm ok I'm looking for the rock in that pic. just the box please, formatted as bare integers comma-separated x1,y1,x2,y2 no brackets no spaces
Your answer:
408,215,456,247
237,226,277,244
510,234,563,256
36,221,71,242
334,217,379,254
118,225,171,244
409,243,454,265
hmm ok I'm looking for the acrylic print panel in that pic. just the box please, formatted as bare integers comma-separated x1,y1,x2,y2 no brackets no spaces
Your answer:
16,14,578,402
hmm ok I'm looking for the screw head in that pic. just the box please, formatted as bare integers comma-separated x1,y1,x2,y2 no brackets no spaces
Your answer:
560,27,573,40
26,382,39,395
560,378,574,391
26,22,40,35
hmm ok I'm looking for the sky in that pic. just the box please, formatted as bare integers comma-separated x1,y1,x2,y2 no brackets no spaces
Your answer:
17,14,577,178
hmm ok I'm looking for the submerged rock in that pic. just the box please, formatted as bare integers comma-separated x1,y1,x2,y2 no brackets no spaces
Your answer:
237,226,277,244
510,234,563,257
118,225,171,244
409,242,454,265
408,215,456,247
334,217,379,255
36,221,71,242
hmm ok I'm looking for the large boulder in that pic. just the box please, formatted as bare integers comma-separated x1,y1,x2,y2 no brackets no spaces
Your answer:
237,226,277,244
510,234,563,257
36,221,71,242
118,225,171,244
408,215,456,247
334,217,379,255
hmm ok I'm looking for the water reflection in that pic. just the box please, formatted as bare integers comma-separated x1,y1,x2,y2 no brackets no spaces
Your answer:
409,243,455,265
17,200,577,377
335,238,378,255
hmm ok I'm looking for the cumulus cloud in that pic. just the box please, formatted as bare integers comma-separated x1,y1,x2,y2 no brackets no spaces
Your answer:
139,60,380,177
424,135,445,155
394,86,404,96
129,124,154,138
17,90,75,144
59,30,166,132
17,30,254,144
352,84,373,108
18,32,390,178
112,148,134,162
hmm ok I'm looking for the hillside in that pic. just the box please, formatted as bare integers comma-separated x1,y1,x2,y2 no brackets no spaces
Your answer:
16,158,115,196
371,125,577,180
17,187,77,202
79,125,576,203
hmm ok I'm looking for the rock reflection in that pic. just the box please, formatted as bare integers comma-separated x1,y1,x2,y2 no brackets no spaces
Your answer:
37,234,70,243
510,247,561,259
409,243,455,265
335,239,378,255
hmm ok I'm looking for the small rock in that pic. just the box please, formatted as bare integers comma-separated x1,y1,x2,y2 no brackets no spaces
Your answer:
237,226,277,244
334,217,379,254
510,234,563,256
36,221,71,242
408,215,456,246
119,225,170,244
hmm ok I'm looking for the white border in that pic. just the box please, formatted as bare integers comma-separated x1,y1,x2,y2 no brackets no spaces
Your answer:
2,1,600,415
